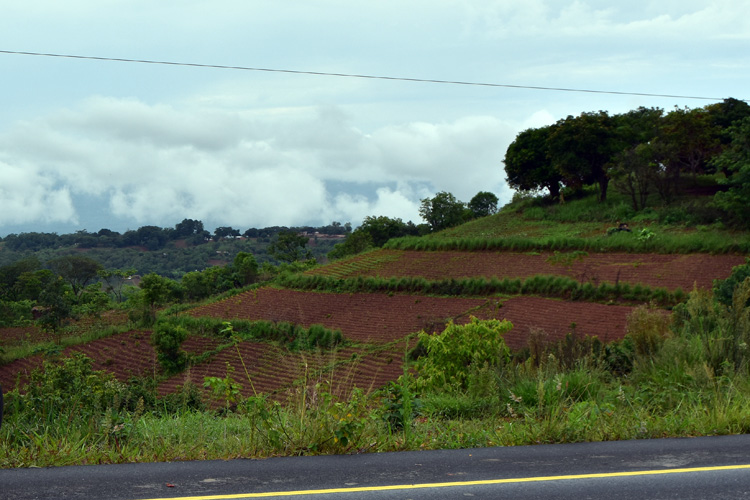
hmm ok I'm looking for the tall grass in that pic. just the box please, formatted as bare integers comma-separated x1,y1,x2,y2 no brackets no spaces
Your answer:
3,285,750,468
385,232,750,254
276,273,685,307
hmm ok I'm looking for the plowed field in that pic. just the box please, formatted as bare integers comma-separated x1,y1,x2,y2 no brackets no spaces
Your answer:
158,341,408,402
310,249,744,291
0,331,222,392
3,248,742,399
190,287,637,351
189,288,488,343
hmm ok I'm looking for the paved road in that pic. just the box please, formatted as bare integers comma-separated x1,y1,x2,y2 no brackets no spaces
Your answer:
2,435,750,499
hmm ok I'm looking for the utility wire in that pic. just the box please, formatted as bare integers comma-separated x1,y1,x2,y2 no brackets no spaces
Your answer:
0,49,730,101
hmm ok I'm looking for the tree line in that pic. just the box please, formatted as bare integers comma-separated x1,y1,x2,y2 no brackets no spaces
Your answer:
0,220,352,253
327,191,499,260
503,98,750,226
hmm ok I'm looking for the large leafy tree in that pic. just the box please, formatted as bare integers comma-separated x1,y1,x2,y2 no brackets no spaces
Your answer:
468,191,499,218
547,111,620,202
713,117,750,227
659,106,722,180
47,255,103,297
97,267,137,303
268,230,312,262
608,108,664,210
328,216,419,260
419,191,466,232
504,125,561,199
232,252,259,286
358,216,418,247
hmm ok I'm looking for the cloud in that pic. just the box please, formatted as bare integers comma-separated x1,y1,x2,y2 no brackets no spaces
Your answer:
0,158,77,226
0,97,513,231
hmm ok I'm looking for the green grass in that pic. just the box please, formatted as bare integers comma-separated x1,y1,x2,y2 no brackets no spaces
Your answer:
5,297,750,467
417,188,750,254
277,272,686,307
0,323,131,366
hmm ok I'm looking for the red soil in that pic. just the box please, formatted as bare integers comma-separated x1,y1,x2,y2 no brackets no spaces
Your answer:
0,331,227,393
158,340,409,402
0,330,157,391
189,288,488,343
190,288,639,352
312,250,745,291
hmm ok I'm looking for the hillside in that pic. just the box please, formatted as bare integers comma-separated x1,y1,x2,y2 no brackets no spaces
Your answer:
3,186,748,400
2,186,750,467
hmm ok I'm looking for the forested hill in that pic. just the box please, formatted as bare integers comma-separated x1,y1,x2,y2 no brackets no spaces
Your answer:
0,221,352,277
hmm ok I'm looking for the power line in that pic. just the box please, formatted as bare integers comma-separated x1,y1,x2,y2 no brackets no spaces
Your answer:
0,49,731,101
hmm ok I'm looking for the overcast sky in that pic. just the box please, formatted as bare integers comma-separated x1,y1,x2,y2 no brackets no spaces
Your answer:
0,1,748,236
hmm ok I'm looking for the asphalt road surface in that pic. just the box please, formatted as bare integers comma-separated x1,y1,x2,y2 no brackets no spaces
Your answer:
2,435,750,499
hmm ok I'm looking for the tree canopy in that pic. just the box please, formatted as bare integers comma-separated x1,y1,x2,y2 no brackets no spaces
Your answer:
503,98,750,221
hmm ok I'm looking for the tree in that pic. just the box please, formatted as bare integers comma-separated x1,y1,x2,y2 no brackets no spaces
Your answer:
707,97,750,131
327,230,373,260
359,216,417,247
133,273,181,326
98,267,137,303
419,192,466,232
232,252,259,286
37,276,73,338
504,125,562,199
609,144,656,211
547,111,620,202
713,117,750,227
268,230,313,262
174,218,205,238
47,255,103,297
213,226,241,241
468,192,499,218
659,106,721,181
0,257,42,301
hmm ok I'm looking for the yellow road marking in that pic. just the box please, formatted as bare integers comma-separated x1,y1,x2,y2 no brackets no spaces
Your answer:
134,463,750,500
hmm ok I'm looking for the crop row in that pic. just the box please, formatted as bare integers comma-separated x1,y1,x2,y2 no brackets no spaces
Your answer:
310,249,744,292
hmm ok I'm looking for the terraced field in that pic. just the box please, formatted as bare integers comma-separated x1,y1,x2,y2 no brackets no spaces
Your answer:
308,249,745,291
1,247,744,401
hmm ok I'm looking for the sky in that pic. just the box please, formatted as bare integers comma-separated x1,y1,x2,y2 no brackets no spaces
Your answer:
0,1,748,236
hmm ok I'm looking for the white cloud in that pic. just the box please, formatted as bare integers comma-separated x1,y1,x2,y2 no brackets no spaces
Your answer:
0,159,77,225
0,97,513,231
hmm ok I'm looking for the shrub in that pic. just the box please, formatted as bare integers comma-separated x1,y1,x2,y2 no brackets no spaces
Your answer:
152,322,189,375
626,305,672,357
713,258,750,307
414,317,512,393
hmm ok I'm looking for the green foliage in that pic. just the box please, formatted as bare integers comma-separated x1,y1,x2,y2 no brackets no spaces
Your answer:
157,315,343,352
277,272,684,307
152,322,189,375
268,230,312,262
47,255,103,296
0,299,33,326
204,363,243,409
414,317,512,393
504,125,561,199
713,118,750,227
232,252,259,286
379,378,420,432
4,353,132,425
625,305,672,357
673,283,750,375
713,258,750,307
419,191,466,232
468,192,499,218
37,276,74,335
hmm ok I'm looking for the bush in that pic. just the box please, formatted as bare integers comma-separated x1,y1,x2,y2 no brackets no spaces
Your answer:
152,323,189,375
626,305,672,357
414,317,512,393
714,258,750,307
